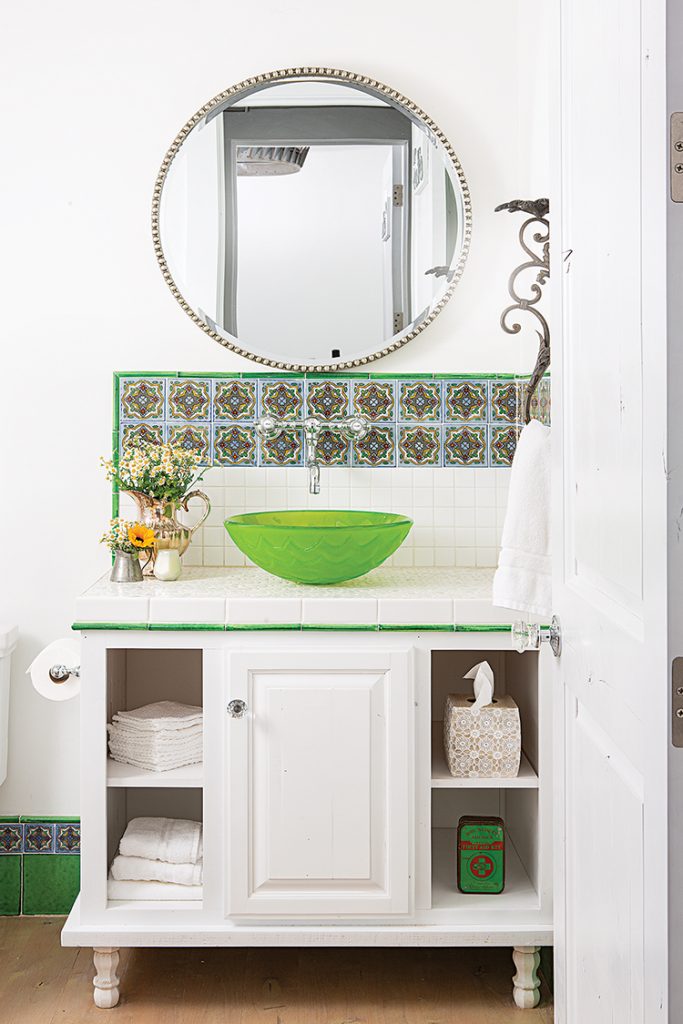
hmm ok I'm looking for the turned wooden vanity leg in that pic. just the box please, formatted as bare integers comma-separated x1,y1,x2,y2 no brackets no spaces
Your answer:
93,947,120,1008
512,945,541,1009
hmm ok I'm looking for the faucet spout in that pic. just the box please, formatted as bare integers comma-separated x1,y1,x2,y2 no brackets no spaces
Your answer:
308,462,321,495
303,418,322,495
256,413,368,496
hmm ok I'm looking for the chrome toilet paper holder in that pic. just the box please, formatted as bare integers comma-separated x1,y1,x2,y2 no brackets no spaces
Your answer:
48,664,81,684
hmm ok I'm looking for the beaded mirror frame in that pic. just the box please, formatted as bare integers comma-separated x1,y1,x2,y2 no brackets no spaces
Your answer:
151,67,472,372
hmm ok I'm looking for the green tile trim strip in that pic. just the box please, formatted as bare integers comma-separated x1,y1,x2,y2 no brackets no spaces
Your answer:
148,622,225,631
73,621,515,633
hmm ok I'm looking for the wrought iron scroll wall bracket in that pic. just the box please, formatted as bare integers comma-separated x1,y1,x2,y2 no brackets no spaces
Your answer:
495,198,550,424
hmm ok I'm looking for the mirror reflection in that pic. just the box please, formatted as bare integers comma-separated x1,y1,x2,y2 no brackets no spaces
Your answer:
157,76,470,367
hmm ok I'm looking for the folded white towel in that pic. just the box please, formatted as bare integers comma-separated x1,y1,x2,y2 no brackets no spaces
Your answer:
110,854,202,886
107,874,202,901
108,733,201,757
108,733,201,749
108,742,202,761
107,719,203,772
113,701,203,732
108,751,203,772
119,817,203,865
110,721,202,740
492,419,552,617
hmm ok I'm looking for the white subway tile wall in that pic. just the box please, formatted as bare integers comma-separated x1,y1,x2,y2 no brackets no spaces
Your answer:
120,466,509,570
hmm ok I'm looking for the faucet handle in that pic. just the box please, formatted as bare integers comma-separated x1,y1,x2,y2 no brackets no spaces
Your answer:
256,415,282,437
342,416,369,441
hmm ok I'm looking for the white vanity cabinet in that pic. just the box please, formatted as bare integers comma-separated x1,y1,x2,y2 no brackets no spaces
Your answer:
224,650,412,917
63,569,552,1010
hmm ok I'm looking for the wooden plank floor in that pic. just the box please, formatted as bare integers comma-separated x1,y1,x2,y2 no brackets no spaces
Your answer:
0,918,553,1023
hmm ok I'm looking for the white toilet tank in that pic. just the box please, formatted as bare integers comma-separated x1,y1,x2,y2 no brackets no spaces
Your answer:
0,625,17,786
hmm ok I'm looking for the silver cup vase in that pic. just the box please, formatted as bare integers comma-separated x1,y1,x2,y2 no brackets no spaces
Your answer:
110,550,144,583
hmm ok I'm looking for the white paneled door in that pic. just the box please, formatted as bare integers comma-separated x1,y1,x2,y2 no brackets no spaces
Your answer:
554,0,669,1020
224,649,412,917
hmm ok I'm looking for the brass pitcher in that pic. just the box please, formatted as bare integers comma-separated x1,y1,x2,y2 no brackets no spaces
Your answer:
126,490,211,559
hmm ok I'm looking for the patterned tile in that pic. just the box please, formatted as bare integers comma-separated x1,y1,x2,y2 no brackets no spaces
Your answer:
490,425,521,466
306,380,349,420
168,379,211,421
260,380,304,420
260,427,304,467
490,381,520,423
214,380,256,421
167,424,210,464
24,824,55,854
121,422,164,450
115,372,548,471
353,381,395,422
398,426,441,466
0,824,22,855
120,378,165,420
444,426,488,466
55,824,80,854
399,381,441,421
213,425,257,466
444,380,487,421
354,426,395,467
529,377,551,425
317,429,350,466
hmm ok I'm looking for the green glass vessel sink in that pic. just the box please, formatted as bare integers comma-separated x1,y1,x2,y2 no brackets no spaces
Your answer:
224,510,413,585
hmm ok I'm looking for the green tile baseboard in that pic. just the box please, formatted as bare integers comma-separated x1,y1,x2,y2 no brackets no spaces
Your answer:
0,818,80,916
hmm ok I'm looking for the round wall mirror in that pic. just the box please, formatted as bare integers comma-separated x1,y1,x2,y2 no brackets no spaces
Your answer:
153,68,471,370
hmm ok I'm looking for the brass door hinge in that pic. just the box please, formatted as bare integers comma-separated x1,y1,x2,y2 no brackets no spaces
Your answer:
393,184,404,207
393,312,404,333
671,114,683,202
673,658,683,746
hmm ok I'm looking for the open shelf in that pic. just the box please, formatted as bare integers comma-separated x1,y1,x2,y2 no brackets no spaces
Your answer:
431,723,538,788
431,827,538,913
106,759,203,788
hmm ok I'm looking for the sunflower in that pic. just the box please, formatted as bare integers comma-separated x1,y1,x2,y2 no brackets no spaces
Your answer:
128,524,155,549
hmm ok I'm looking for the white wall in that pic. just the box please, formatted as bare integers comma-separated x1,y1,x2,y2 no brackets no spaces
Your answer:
0,0,549,813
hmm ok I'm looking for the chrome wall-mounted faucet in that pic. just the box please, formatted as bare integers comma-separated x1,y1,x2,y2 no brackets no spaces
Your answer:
257,415,369,494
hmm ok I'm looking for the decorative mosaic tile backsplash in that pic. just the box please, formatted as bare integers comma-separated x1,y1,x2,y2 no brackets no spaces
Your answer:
114,372,550,570
116,373,550,469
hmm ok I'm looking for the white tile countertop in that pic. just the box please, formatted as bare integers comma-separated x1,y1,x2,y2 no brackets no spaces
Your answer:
73,567,525,630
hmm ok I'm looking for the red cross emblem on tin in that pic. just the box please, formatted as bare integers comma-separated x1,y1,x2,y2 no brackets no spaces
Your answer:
470,854,495,879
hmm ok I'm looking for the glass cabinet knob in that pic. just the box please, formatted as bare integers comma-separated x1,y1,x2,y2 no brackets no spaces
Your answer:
227,699,248,718
512,616,562,657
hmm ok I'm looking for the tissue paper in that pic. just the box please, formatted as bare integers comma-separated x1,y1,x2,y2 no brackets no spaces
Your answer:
27,639,81,701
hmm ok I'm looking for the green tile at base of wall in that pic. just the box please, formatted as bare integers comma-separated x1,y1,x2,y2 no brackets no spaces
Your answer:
0,857,21,915
22,854,80,916
0,817,80,916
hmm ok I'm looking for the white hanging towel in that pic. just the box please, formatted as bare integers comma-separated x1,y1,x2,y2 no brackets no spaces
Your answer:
492,419,552,617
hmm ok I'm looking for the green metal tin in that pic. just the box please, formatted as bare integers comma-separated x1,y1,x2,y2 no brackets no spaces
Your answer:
456,815,505,894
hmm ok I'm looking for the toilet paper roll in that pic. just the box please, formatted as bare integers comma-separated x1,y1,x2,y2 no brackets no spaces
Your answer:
27,639,81,701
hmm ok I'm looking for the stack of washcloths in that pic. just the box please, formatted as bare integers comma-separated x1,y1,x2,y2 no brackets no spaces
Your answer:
107,701,202,772
109,817,203,895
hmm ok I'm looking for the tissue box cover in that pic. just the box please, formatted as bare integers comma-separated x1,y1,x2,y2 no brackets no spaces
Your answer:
457,816,505,894
443,694,521,778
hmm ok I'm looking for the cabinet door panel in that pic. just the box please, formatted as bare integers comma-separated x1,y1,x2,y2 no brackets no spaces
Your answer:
225,650,412,917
